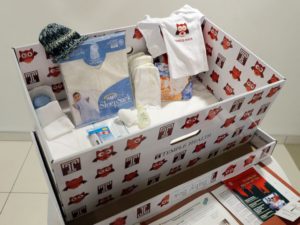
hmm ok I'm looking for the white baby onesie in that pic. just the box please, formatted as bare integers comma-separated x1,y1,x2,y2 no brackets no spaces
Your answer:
137,16,167,58
137,5,208,79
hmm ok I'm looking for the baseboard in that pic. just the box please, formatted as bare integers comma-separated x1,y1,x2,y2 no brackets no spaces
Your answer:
0,132,31,141
272,135,300,145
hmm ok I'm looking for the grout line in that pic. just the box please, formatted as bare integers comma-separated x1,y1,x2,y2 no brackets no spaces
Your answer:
0,193,10,215
0,143,33,214
9,142,33,194
8,192,48,195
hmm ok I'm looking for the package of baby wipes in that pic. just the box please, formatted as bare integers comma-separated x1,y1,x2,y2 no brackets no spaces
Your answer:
60,32,135,127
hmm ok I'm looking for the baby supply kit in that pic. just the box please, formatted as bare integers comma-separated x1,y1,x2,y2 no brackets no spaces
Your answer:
13,5,289,225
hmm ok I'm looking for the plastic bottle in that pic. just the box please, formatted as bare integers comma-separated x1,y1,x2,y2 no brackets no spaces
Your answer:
137,104,151,129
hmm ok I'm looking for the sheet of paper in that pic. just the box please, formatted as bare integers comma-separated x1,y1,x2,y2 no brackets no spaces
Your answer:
276,202,300,222
212,185,262,225
254,165,300,202
149,193,239,225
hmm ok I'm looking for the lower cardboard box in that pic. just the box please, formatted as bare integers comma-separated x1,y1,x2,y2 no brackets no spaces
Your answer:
32,127,280,225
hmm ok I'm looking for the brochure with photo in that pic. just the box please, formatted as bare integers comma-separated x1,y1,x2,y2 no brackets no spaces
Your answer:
148,193,239,225
224,168,289,222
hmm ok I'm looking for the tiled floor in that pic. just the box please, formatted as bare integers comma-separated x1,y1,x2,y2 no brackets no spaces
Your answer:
0,141,298,225
0,141,48,225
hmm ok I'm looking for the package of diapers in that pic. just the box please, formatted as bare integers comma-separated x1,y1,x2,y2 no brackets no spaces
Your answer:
60,32,134,127
155,54,192,101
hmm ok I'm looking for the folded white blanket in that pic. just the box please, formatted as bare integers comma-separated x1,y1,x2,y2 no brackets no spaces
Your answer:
35,101,65,128
43,116,75,140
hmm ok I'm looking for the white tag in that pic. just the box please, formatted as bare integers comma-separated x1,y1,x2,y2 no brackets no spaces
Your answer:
275,202,300,222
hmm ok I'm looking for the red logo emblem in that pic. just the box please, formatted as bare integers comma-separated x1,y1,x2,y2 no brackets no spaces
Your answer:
175,23,189,37
181,114,199,129
19,49,37,63
125,135,146,150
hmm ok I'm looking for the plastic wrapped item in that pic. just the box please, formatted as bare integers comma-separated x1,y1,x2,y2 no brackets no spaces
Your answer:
155,54,193,101
60,32,135,127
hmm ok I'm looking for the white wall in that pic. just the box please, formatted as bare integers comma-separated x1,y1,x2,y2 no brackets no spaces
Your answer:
0,0,299,135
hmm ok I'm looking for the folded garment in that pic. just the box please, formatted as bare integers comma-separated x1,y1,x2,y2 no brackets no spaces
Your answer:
35,100,65,128
138,5,208,79
131,55,153,78
43,116,75,140
137,16,167,58
133,64,161,106
128,52,145,66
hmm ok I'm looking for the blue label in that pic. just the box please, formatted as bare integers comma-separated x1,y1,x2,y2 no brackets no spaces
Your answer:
60,32,126,66
98,78,134,120
182,80,193,100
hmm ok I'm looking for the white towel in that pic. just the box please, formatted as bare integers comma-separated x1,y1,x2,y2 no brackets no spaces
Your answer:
43,116,75,140
35,101,65,128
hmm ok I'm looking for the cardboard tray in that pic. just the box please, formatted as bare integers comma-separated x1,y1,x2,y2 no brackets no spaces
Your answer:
13,15,285,222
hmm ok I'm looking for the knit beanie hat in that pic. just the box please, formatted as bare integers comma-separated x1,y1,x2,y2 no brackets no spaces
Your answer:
39,23,88,63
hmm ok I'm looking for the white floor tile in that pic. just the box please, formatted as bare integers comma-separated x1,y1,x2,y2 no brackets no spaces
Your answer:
12,145,48,193
0,193,48,225
0,193,8,213
0,141,32,192
273,144,300,192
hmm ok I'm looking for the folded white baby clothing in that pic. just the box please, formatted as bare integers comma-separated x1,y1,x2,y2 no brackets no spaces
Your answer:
137,16,167,58
128,52,145,65
128,52,145,75
35,100,74,140
43,116,75,140
133,64,161,107
137,5,208,79
131,55,153,78
35,100,65,128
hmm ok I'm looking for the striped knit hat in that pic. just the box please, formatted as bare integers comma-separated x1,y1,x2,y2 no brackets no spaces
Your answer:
39,23,88,63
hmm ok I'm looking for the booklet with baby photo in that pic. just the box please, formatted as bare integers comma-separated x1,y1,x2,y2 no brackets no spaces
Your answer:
224,167,289,222
148,193,239,225
60,32,134,127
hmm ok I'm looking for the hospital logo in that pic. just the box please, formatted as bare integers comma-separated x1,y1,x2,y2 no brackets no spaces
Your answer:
61,158,81,176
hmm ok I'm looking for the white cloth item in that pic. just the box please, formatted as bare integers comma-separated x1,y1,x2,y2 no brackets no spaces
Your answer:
43,116,75,140
29,85,56,102
128,52,145,75
35,100,65,128
133,64,161,106
171,4,205,23
137,5,208,79
128,52,145,65
130,55,153,76
118,109,137,127
137,16,167,58
159,11,208,78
